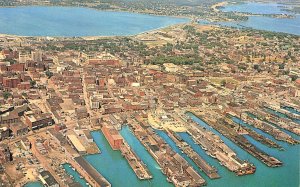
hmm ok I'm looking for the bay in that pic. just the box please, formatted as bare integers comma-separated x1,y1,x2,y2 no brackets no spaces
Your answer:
0,6,188,37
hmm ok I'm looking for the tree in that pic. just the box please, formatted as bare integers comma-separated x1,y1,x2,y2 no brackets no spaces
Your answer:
45,70,54,79
221,80,226,87
291,75,298,81
30,80,36,87
253,64,259,70
278,64,285,69
3,92,11,99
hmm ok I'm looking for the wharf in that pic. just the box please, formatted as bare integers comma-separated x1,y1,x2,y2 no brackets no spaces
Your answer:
266,117,300,136
244,112,299,145
263,104,300,120
225,115,282,149
72,156,111,187
248,108,300,136
120,142,152,180
188,110,281,168
280,102,300,113
167,131,220,179
205,116,282,168
186,116,256,175
127,119,206,186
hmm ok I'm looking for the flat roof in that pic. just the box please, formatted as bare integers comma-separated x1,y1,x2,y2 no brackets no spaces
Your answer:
40,170,59,186
74,156,110,187
67,134,86,152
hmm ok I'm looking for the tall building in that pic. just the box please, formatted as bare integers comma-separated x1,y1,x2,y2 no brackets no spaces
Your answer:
19,52,28,64
31,50,42,62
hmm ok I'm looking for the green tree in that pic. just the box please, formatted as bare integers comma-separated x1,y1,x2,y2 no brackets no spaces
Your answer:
45,70,54,79
221,80,226,87
3,92,11,99
278,64,285,69
253,64,259,70
291,75,298,81
30,80,36,87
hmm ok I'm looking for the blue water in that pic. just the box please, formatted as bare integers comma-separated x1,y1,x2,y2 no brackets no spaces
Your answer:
221,2,290,15
155,130,207,178
120,126,173,187
265,107,300,124
23,182,44,187
63,163,89,187
282,106,300,115
214,2,300,35
231,117,279,141
0,6,188,36
231,16,300,35
232,116,299,141
85,130,171,187
187,112,300,187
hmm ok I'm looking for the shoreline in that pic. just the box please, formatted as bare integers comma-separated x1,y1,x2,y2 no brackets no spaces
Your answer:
0,4,192,20
0,5,191,39
0,22,191,40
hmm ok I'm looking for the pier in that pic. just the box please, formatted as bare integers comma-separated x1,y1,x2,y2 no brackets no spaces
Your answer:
189,111,282,168
280,102,300,114
227,115,282,149
263,103,300,121
246,110,299,144
127,117,206,186
185,112,256,175
266,117,300,136
207,116,282,168
167,130,220,179
120,141,152,180
101,123,153,180
71,156,111,187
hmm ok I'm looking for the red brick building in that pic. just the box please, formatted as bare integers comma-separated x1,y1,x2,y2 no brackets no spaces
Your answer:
25,113,54,130
2,77,21,88
101,124,123,150
17,82,31,90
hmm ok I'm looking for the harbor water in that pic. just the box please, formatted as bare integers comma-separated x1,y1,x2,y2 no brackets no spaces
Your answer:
63,163,89,187
186,112,299,187
0,6,188,37
23,181,44,187
85,130,172,187
202,2,300,36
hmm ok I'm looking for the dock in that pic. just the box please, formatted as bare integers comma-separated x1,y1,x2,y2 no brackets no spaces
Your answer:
72,156,111,187
198,114,282,168
225,115,283,149
263,103,300,120
246,110,299,144
280,102,300,114
120,141,152,180
127,117,206,186
167,130,220,179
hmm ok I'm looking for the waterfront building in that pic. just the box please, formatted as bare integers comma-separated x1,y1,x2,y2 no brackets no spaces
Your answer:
101,124,123,150
39,171,59,187
67,134,87,154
